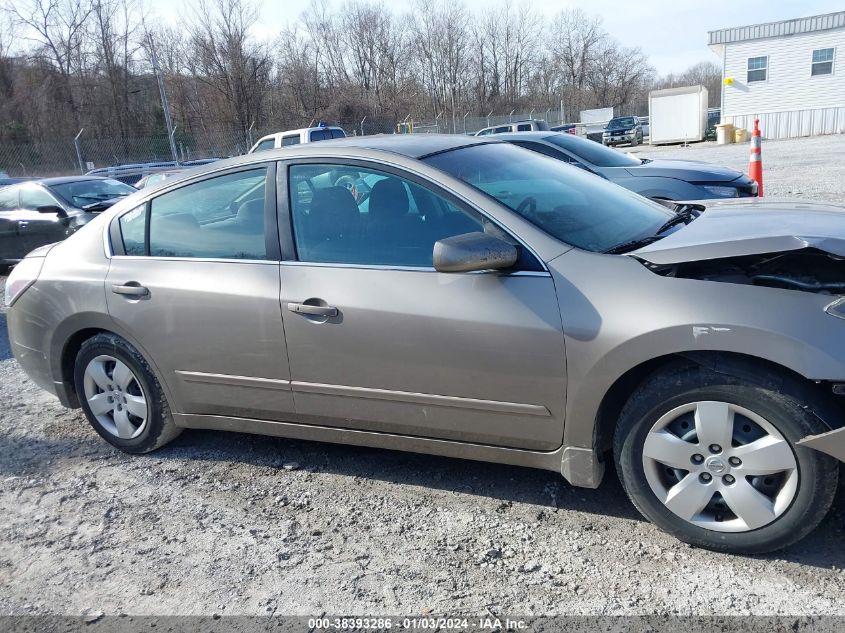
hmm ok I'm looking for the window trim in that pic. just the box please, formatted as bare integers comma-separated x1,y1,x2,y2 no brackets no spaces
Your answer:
277,157,547,274
109,162,279,262
746,55,768,83
810,47,835,77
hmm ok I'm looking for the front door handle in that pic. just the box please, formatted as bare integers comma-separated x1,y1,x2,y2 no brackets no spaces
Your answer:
287,302,338,317
112,283,149,297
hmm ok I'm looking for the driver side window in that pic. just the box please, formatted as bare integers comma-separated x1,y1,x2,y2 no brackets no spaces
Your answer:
288,164,485,268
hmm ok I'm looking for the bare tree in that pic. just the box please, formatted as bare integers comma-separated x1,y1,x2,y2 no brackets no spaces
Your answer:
187,0,271,133
5,0,94,125
547,8,604,117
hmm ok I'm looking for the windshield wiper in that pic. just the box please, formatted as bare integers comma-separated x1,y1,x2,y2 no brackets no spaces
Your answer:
654,204,703,235
603,235,663,254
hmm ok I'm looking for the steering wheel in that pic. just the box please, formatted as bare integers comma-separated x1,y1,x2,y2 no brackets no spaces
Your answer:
516,196,537,217
334,174,360,201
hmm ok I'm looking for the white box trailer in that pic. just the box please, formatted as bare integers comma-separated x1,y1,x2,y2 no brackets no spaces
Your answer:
648,85,708,145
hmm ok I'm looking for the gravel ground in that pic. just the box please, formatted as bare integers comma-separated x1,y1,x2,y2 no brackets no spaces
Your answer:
2,136,845,618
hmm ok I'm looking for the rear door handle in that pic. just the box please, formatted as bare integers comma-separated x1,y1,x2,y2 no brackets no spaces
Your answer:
287,302,338,317
112,283,149,297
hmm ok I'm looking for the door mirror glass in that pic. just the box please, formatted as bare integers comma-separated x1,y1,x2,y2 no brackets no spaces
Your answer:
36,204,64,215
433,232,518,273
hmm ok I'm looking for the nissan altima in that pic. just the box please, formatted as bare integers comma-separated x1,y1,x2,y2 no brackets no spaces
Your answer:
6,135,844,554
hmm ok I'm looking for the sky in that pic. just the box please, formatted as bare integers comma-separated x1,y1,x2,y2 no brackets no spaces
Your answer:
146,0,843,75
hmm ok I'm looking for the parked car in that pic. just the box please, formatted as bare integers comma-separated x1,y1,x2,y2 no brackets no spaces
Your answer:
86,159,221,186
640,116,650,138
705,109,721,141
0,177,37,188
249,125,347,153
474,119,550,136
135,170,185,189
0,176,136,265
498,131,757,200
602,116,644,146
7,135,845,554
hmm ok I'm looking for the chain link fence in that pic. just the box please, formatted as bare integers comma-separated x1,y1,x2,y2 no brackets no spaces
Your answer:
0,111,569,178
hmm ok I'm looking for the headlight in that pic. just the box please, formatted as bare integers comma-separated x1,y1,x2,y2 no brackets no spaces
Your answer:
627,129,637,134
826,297,845,320
700,185,739,198
4,257,44,307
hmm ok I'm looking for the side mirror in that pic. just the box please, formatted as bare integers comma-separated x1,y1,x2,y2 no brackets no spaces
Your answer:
433,232,518,273
36,204,64,215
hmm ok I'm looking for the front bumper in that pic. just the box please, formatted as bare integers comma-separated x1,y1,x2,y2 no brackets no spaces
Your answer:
798,427,845,462
604,134,634,144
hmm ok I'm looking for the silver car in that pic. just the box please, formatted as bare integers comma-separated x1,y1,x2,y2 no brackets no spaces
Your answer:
6,135,845,553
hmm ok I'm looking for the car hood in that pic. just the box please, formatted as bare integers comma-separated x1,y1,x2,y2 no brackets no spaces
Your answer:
632,198,845,265
623,158,743,182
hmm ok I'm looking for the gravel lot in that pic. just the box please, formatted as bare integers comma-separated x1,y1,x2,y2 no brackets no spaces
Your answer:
2,135,845,618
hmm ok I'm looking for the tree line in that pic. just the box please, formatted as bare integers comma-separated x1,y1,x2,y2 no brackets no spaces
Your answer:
0,0,722,146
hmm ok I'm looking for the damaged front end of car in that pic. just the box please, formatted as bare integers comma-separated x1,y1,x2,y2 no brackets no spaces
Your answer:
631,199,845,461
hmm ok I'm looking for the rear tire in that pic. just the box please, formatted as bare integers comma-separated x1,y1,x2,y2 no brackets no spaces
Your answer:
74,333,181,453
613,362,838,553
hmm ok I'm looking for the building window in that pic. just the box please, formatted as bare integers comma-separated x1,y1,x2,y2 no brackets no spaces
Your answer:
812,48,834,76
747,56,768,82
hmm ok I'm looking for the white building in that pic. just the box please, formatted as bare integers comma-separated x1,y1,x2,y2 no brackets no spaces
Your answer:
708,11,845,139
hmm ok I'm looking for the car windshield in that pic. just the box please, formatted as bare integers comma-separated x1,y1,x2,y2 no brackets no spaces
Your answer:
423,142,672,253
608,117,636,129
544,134,641,168
50,178,136,207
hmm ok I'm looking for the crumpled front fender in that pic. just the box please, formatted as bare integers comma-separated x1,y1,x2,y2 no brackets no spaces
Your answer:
798,427,845,462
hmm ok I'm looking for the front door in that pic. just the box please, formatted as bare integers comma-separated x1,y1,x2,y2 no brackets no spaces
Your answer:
106,165,294,421
278,161,567,451
17,184,69,254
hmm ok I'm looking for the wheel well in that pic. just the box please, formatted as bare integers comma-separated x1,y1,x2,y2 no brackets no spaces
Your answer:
593,351,845,453
60,328,108,407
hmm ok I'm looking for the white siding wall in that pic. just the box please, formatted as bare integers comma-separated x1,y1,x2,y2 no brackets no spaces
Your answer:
722,27,845,138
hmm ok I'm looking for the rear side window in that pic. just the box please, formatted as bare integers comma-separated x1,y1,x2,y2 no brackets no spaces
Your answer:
252,139,275,152
119,205,147,255
281,135,300,146
133,168,268,260
330,129,346,139
516,123,532,132
309,130,330,141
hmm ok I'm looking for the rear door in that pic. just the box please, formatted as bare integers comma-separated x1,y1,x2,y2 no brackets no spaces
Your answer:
277,160,568,450
0,185,21,261
106,163,293,421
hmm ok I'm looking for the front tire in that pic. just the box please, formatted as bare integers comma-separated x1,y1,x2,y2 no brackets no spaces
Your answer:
614,362,838,553
74,333,181,453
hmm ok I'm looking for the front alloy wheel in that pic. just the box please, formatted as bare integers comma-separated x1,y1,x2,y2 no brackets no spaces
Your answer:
614,362,839,553
642,401,798,532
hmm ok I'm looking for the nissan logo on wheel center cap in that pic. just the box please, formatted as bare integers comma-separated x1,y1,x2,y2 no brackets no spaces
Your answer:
705,456,728,474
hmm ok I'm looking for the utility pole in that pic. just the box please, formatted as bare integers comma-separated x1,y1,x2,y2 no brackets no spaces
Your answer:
147,32,179,163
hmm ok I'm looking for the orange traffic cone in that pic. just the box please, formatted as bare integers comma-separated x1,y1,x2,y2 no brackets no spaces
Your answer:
748,119,763,197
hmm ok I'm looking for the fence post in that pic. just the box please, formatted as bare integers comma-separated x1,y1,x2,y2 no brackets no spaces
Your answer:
463,112,469,134
360,116,367,136
509,109,515,123
74,128,85,174
169,125,179,164
247,121,255,149
486,110,493,127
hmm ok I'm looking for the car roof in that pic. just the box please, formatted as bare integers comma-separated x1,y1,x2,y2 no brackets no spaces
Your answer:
261,126,345,139
21,176,118,187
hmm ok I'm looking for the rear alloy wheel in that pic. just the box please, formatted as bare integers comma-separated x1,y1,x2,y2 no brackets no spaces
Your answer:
83,355,149,440
74,333,181,453
614,363,839,553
